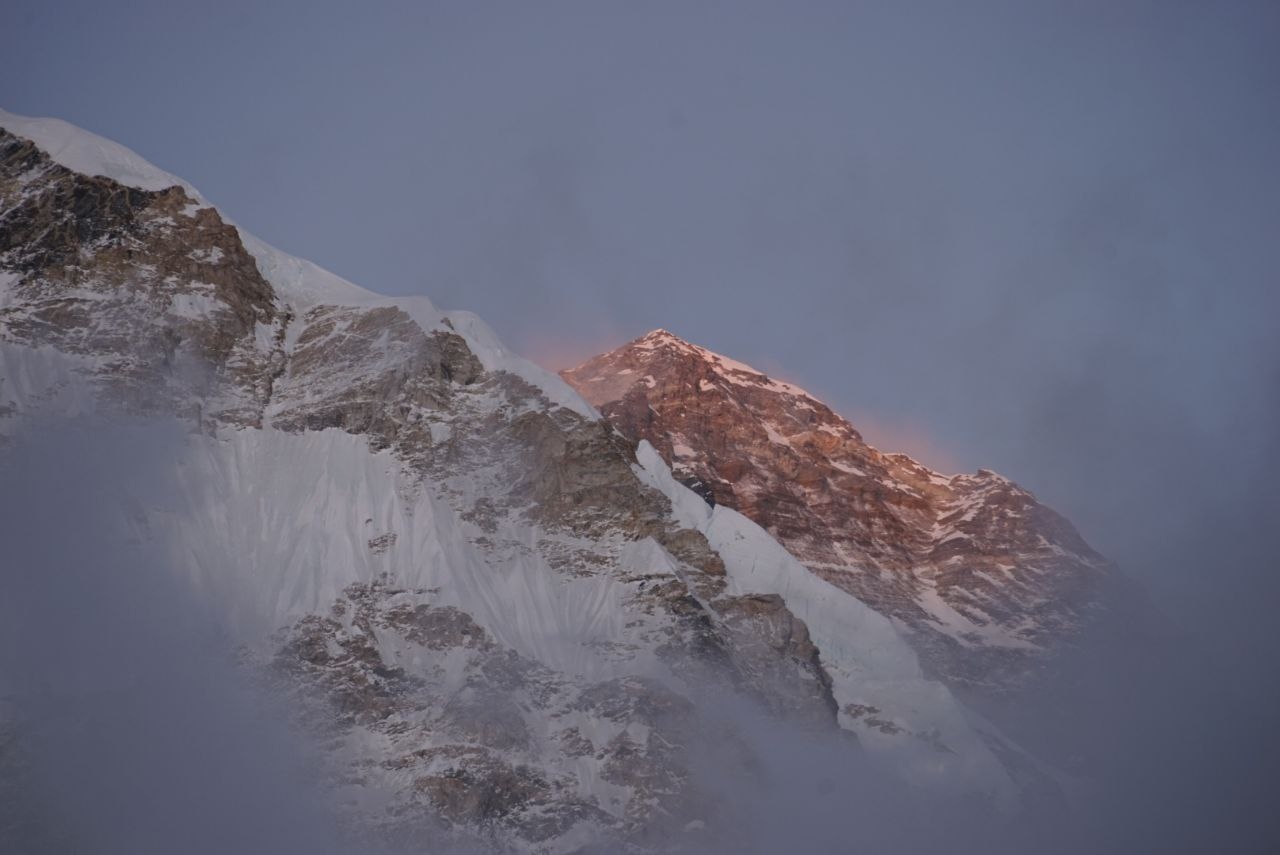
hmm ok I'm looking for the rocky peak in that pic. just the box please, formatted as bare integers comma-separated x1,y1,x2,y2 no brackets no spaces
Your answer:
563,333,1112,694
0,112,1032,849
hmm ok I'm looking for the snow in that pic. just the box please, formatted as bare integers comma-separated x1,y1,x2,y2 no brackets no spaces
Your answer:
633,331,818,399
0,342,100,424
631,442,1018,804
914,586,1038,652
138,428,671,682
0,107,597,420
188,246,224,264
0,108,1024,808
830,460,868,477
671,437,696,459
0,108,201,196
235,229,378,308
440,309,596,417
761,421,791,447
167,292,222,320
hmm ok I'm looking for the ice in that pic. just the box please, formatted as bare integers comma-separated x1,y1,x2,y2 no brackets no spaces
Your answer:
0,108,1024,807
0,108,596,420
0,108,201,196
632,440,1018,804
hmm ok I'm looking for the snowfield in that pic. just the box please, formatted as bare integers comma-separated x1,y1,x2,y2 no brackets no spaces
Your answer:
0,107,1036,847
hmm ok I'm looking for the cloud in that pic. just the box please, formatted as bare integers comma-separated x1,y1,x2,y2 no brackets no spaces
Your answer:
520,324,631,373
838,407,967,475
0,421,366,855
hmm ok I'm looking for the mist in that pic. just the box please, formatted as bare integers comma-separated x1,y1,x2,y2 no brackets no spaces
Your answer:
3,0,1273,596
2,1,1278,851
0,422,373,855
3,420,1272,853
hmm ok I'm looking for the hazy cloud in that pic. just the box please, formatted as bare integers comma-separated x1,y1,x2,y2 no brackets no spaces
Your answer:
2,2,1278,850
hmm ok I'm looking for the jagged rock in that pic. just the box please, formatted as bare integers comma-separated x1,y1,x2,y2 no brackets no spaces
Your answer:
0,129,282,427
563,330,1113,693
0,112,1040,852
713,593,837,728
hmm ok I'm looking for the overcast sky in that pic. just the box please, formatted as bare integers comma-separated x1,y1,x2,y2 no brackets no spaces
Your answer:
4,5,1280,851
3,0,1278,637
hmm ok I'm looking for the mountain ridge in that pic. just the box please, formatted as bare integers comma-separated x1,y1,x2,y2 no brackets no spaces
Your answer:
563,328,1112,694
0,109,1035,851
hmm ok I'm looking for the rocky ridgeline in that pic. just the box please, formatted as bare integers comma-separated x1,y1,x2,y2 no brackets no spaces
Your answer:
0,122,888,852
563,330,1113,694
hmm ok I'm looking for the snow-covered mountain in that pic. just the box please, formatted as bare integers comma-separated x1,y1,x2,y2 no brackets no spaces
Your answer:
562,330,1113,696
0,110,1042,850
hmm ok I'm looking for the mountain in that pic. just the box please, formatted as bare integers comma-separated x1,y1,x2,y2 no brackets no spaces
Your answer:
0,111,1036,851
562,330,1113,696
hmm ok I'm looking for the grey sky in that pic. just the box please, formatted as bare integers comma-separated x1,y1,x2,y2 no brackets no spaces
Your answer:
3,4,1280,850
3,0,1278,672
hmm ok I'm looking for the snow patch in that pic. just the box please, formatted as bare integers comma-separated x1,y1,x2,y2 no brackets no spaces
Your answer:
0,108,201,196
631,441,1018,805
167,292,222,320
0,108,595,419
188,246,224,264
761,421,791,447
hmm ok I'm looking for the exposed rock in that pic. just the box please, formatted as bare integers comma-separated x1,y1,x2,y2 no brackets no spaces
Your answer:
0,116,1036,852
563,329,1113,693
367,532,398,554
0,129,282,428
712,593,837,728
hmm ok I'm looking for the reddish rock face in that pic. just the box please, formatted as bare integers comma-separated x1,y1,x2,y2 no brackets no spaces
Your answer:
563,330,1112,693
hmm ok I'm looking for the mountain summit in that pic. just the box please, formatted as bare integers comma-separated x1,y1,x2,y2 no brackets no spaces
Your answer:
563,330,1112,693
0,112,1033,850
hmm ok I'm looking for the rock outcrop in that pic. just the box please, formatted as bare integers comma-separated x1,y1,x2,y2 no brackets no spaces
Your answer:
563,330,1112,694
0,112,1026,851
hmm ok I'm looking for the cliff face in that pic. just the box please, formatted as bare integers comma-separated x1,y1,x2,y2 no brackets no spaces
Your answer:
563,330,1112,693
0,112,1027,852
